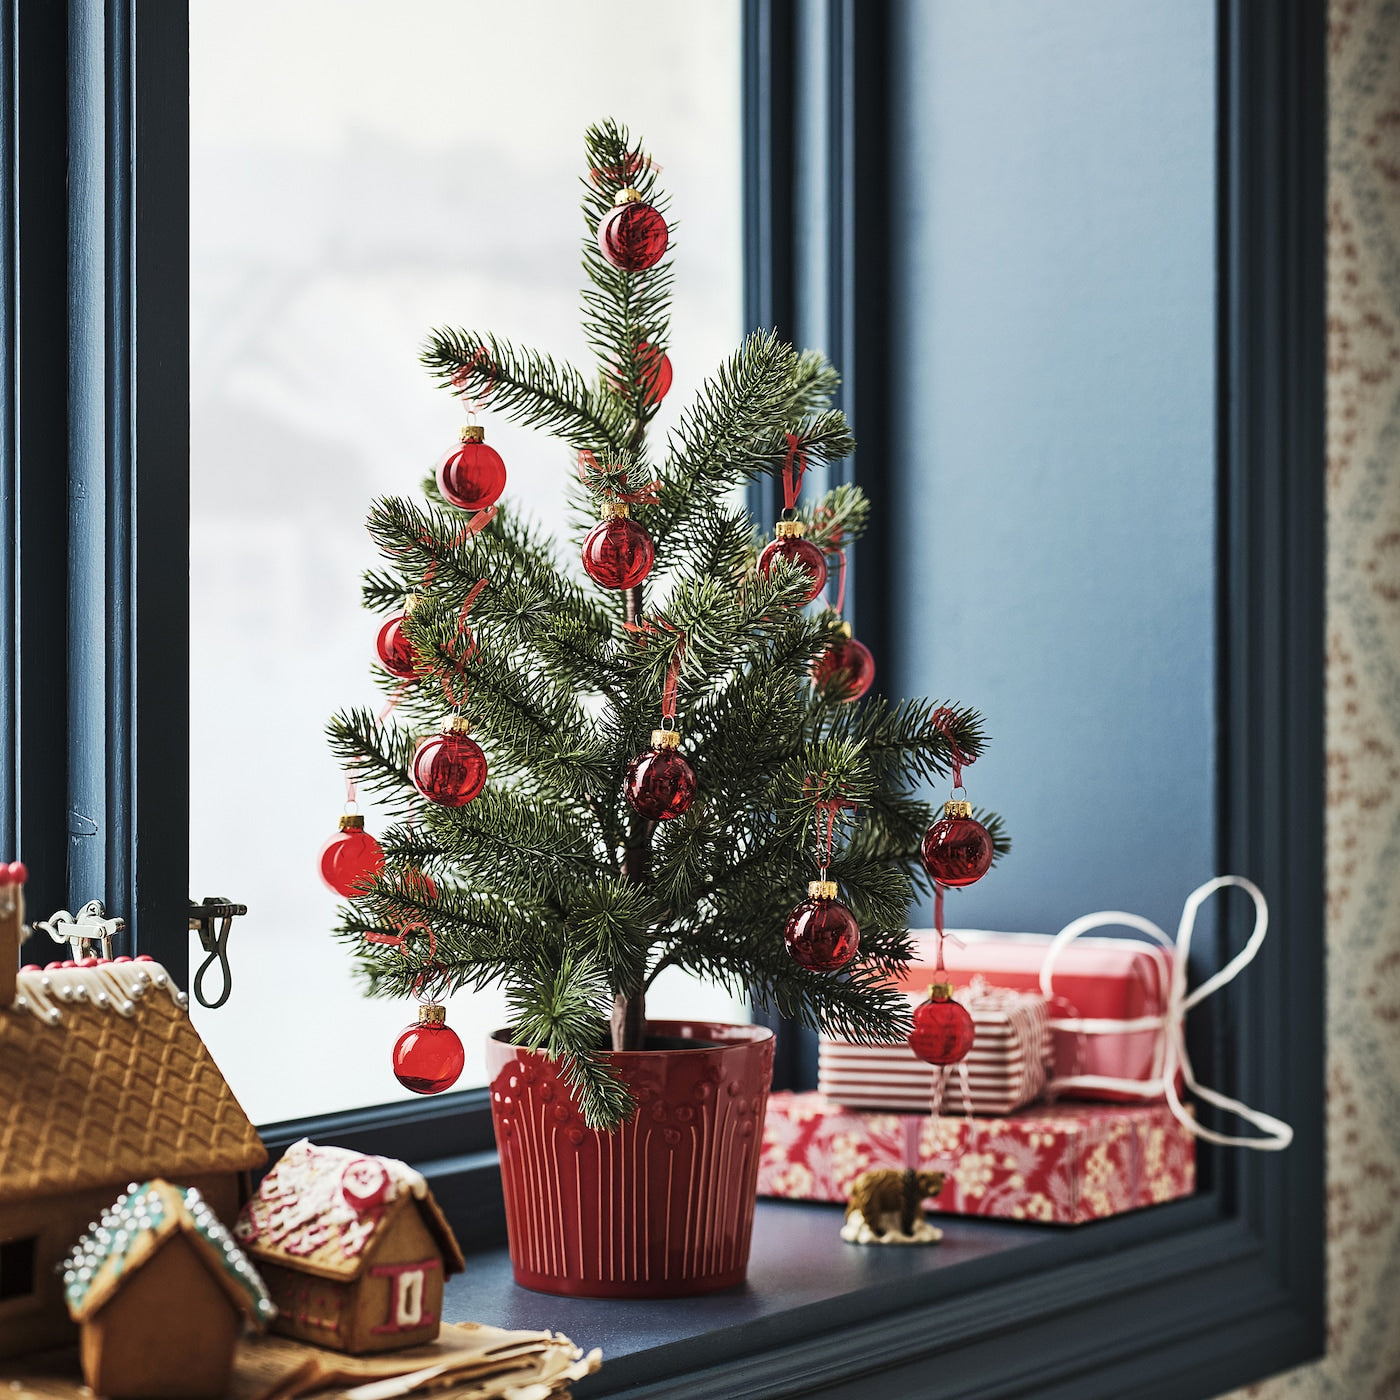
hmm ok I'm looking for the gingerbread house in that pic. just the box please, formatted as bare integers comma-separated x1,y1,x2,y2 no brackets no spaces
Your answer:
64,1179,274,1398
235,1139,465,1354
0,874,266,1358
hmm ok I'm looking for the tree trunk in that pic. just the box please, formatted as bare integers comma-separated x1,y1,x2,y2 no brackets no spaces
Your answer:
610,579,649,1051
610,989,646,1053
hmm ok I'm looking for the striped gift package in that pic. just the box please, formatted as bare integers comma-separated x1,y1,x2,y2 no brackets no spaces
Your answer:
818,984,1050,1115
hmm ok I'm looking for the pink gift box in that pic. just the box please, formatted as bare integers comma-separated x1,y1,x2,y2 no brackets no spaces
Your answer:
759,1091,1195,1225
900,931,1173,1101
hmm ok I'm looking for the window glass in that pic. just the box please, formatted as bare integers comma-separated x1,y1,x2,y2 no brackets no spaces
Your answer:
189,0,743,1124
886,0,1217,939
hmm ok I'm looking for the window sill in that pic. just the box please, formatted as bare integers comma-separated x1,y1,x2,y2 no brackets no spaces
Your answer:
438,1193,1314,1400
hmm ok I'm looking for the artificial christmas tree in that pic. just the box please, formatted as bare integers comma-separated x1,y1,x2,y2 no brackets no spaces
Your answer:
328,121,1005,1295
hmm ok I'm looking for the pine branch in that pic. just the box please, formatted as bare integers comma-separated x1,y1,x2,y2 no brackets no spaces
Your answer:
565,877,664,997
420,330,628,454
382,796,603,909
326,708,420,813
506,950,634,1129
580,121,675,425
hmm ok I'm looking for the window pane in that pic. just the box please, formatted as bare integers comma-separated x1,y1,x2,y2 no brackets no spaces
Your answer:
886,0,1217,936
189,0,743,1124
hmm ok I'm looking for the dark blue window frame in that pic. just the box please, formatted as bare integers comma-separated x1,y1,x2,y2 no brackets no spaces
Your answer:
0,1,1324,1394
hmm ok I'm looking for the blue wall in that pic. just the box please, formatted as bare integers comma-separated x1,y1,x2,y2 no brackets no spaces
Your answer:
887,0,1217,937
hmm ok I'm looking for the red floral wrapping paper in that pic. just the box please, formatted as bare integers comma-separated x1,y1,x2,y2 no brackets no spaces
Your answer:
759,1091,1195,1224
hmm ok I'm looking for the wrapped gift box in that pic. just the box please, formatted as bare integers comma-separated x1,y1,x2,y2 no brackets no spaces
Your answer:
901,930,1172,1101
818,985,1049,1115
759,1091,1194,1224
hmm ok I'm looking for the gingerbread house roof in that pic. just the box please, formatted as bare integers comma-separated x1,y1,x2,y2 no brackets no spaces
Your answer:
0,960,266,1206
62,1178,276,1324
234,1140,465,1282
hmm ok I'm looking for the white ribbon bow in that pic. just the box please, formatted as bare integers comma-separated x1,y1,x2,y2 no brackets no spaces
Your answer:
1038,875,1293,1151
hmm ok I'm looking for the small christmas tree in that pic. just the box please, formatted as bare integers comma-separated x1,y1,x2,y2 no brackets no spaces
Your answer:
329,121,1005,1129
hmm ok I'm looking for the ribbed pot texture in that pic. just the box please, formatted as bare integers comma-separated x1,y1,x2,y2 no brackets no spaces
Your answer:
486,1020,776,1298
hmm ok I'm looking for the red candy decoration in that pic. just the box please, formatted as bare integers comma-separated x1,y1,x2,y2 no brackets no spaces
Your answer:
411,717,487,807
784,882,860,971
582,505,655,590
437,425,507,511
811,629,875,701
319,815,385,898
758,522,828,604
920,801,994,887
625,731,697,821
0,861,27,885
908,983,976,1064
392,1005,465,1095
376,605,423,680
340,1157,391,1212
597,189,668,271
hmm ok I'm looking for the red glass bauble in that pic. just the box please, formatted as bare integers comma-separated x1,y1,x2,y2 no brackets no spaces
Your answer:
784,886,860,971
637,342,673,405
920,808,994,887
582,513,655,589
811,634,875,701
376,613,422,680
319,818,385,897
758,534,828,603
411,724,487,807
436,430,506,511
607,342,672,406
625,741,696,821
399,867,439,902
392,1010,465,1095
597,195,669,271
909,988,976,1065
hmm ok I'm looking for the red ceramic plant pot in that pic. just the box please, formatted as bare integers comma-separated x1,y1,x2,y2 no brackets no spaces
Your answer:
486,1020,776,1298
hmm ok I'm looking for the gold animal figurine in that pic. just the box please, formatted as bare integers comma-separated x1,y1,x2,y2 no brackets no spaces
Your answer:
841,1168,948,1246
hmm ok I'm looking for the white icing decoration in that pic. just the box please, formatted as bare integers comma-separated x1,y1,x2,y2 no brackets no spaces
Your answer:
9,962,188,1025
59,1182,275,1321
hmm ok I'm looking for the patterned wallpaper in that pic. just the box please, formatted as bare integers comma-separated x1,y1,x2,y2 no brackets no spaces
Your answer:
1224,1,1400,1396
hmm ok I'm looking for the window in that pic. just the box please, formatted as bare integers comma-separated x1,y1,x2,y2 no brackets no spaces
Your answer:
0,0,1325,1393
187,0,746,1124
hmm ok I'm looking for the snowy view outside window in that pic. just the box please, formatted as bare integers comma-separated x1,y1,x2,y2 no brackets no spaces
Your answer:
189,1,744,1124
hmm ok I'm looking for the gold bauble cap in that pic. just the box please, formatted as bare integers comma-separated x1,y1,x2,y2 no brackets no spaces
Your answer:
339,814,365,831
652,729,681,749
928,981,956,1002
601,500,630,520
808,879,839,900
402,592,420,615
442,714,472,736
459,424,485,444
835,619,853,638
944,799,973,819
418,1003,447,1025
615,187,644,205
775,519,808,540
